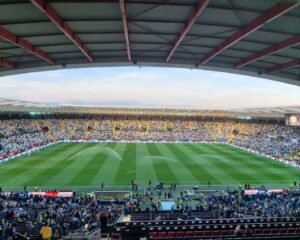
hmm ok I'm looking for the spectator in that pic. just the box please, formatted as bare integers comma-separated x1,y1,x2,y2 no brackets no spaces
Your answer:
39,222,52,240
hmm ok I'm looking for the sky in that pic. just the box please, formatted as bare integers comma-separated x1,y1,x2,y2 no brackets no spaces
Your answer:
0,66,299,109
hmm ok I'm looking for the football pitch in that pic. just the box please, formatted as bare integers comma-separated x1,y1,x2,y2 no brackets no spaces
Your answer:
0,142,299,189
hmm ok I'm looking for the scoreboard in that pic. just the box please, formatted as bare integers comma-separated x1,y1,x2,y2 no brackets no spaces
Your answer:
285,113,300,126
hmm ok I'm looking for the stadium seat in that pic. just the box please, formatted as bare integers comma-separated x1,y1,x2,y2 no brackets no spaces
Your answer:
211,230,220,237
184,231,193,238
288,228,295,234
149,232,158,239
254,229,263,235
157,231,167,239
280,228,288,234
271,228,280,234
203,230,211,237
175,231,185,238
166,231,176,238
194,231,203,237
221,230,229,236
111,233,121,239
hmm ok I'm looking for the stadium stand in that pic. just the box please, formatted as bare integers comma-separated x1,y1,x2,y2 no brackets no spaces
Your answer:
0,105,299,238
1,0,300,238
0,102,299,240
1,188,300,239
0,117,299,165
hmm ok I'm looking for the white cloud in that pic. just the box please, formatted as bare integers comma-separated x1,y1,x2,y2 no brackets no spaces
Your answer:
0,67,299,108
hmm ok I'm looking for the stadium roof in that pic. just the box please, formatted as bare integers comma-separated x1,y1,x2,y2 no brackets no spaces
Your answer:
0,0,300,86
0,98,299,119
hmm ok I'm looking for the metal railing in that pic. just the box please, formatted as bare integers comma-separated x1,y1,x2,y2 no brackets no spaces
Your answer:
1,182,296,193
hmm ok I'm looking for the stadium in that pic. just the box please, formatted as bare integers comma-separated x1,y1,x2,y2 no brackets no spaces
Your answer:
0,0,300,240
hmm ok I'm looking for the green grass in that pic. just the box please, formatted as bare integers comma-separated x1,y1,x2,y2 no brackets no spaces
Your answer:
0,142,299,189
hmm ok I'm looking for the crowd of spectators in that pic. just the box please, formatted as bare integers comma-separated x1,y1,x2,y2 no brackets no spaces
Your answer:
1,186,299,239
127,188,300,222
0,192,122,239
0,118,299,162
231,123,299,159
203,189,300,219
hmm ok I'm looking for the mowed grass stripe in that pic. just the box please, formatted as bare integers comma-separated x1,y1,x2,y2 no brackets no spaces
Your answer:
187,144,260,184
1,143,79,186
146,143,178,184
47,143,105,186
67,143,117,186
0,143,63,170
156,144,199,184
5,143,82,186
0,143,69,183
200,144,266,184
113,143,136,185
135,143,158,185
164,143,219,184
208,144,273,181
223,144,300,178
1,142,299,188
181,144,237,183
211,144,295,182
91,143,127,186
24,143,92,186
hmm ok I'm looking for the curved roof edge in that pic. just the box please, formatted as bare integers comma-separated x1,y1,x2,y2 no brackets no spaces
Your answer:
0,62,299,87
0,98,299,119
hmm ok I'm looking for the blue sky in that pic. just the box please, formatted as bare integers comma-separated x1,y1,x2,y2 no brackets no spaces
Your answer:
0,66,299,108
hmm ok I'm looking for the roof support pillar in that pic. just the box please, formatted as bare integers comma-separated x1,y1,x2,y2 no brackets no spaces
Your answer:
30,0,94,62
166,0,209,62
236,35,300,68
0,58,15,69
199,2,299,64
268,59,300,73
0,26,54,64
119,0,131,61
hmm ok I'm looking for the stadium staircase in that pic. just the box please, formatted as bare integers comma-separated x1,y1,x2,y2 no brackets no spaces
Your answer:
189,122,193,130
60,119,65,132
68,120,79,139
113,120,117,132
163,121,167,131
287,151,300,161
228,124,245,143
34,120,56,141
217,122,222,134
84,120,91,139
120,120,123,131
93,119,97,130
113,120,123,139
239,124,245,134
227,124,238,143
113,120,118,139
34,119,41,131
42,120,56,141
65,226,102,240
114,131,120,140
204,123,216,141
